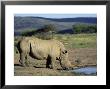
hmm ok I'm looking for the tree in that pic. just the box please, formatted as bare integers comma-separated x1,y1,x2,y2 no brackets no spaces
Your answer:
42,24,56,39
21,24,56,40
73,24,97,34
44,24,55,32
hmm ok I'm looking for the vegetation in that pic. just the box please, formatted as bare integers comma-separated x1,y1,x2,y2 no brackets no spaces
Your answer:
73,24,97,34
53,34,96,48
43,24,56,32
21,24,56,40
15,34,96,52
20,24,97,38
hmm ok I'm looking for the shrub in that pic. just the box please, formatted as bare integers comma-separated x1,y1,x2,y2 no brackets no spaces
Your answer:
21,24,56,40
73,24,97,34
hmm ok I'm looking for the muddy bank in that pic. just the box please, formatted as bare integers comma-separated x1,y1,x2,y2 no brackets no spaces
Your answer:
14,48,97,76
68,48,97,67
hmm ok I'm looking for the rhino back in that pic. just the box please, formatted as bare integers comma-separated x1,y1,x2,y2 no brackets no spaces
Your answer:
19,37,64,59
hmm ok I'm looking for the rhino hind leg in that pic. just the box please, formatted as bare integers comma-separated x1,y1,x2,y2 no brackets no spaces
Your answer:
25,55,31,67
19,52,26,67
20,52,29,67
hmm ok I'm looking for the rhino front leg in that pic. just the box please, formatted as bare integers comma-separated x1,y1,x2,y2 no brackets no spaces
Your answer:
50,57,56,69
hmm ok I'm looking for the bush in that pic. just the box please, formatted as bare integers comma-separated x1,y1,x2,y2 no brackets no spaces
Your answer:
73,24,97,34
21,24,56,40
21,30,37,36
35,32,53,40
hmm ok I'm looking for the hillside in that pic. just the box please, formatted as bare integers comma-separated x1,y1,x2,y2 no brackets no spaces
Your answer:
14,16,97,35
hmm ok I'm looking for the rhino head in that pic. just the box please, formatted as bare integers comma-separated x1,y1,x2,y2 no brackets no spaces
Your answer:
59,50,72,70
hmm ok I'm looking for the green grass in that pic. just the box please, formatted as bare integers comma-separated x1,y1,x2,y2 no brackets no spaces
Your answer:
53,33,97,48
14,33,97,50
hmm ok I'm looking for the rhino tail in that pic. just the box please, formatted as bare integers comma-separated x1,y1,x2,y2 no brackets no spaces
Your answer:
16,41,21,54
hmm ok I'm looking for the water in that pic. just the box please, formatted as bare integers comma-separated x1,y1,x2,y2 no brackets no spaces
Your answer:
71,66,97,75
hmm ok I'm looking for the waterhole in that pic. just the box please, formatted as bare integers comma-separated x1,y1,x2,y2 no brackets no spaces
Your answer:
71,66,97,75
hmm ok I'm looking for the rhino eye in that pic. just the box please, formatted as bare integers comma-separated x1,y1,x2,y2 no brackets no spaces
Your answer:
65,50,67,53
62,50,67,54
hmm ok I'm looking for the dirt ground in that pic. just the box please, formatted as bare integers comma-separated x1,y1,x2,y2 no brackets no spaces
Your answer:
14,48,97,76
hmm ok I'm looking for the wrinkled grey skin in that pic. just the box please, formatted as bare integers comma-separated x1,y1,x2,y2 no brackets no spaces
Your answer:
17,37,72,69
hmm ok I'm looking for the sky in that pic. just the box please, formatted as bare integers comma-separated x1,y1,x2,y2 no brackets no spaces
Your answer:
15,14,97,18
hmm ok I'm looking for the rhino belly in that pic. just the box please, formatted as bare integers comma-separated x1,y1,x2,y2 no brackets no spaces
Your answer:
30,49,48,60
